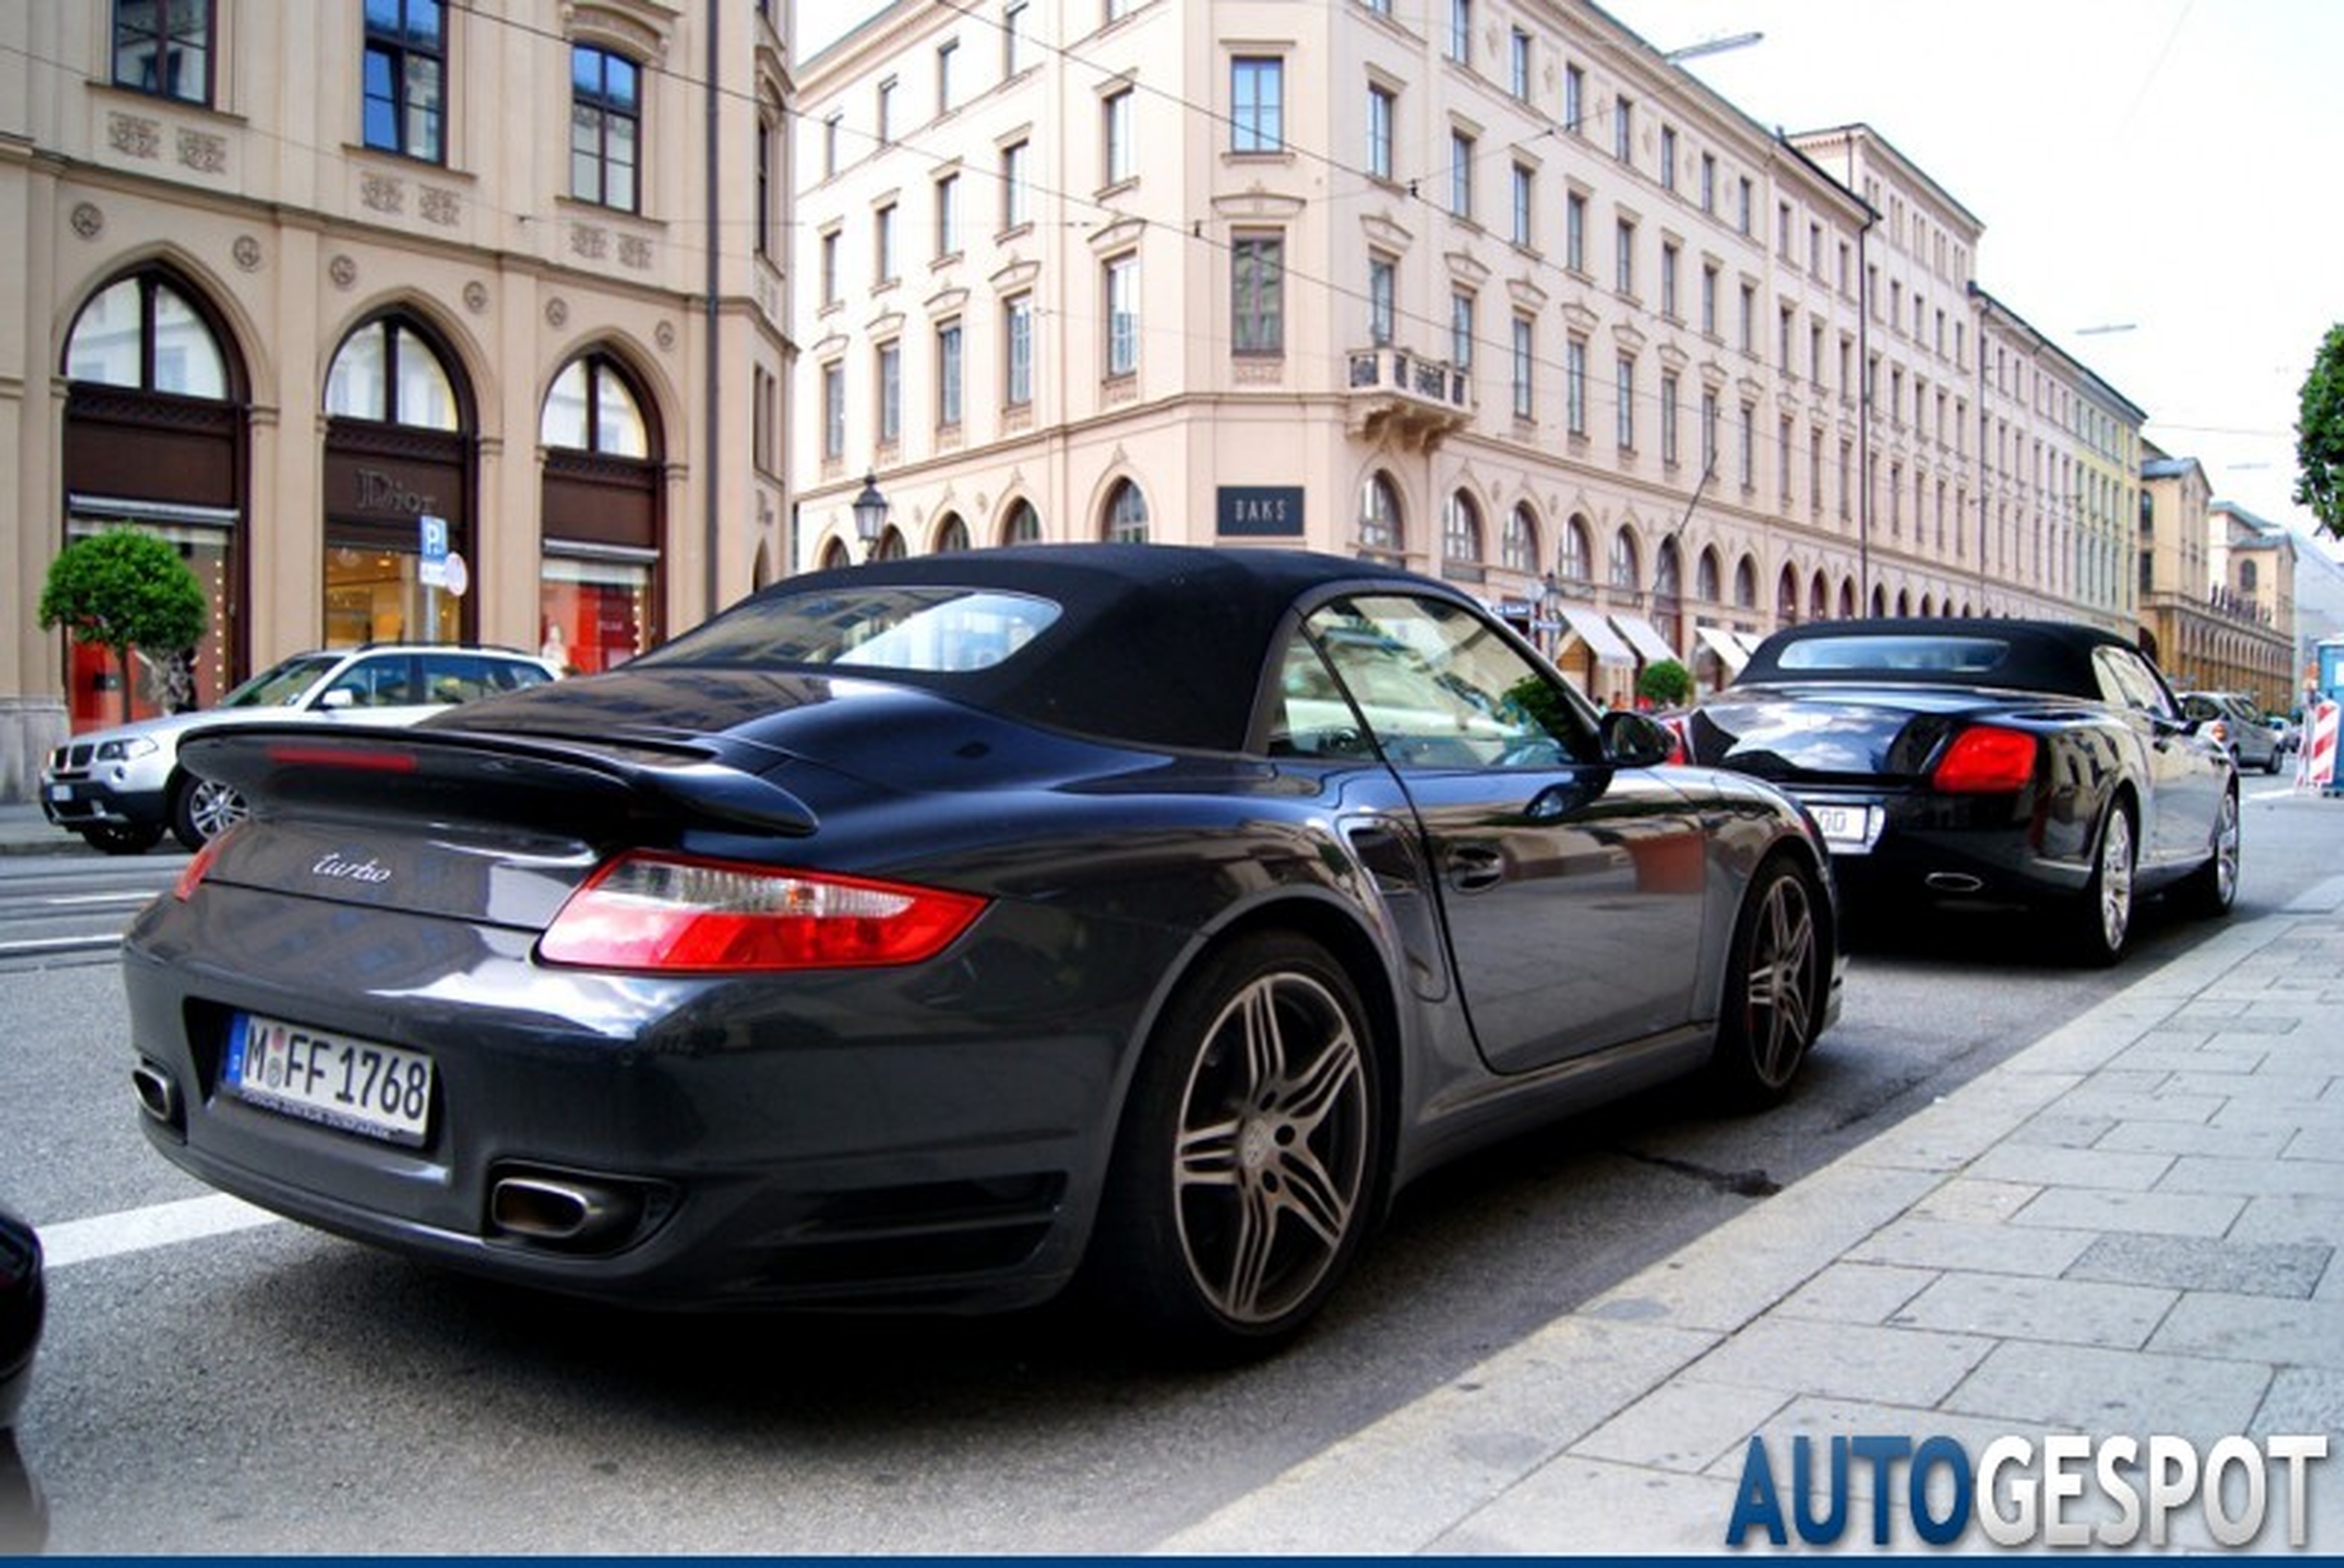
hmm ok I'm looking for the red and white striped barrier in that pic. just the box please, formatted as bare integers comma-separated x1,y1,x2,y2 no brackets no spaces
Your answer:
2300,700,2338,792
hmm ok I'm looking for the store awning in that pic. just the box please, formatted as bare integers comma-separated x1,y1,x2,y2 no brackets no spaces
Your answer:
1556,604,1634,667
1609,613,1680,665
1696,624,1752,675
1733,629,1767,660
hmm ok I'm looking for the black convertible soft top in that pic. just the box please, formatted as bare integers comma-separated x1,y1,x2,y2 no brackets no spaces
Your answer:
642,545,1434,753
1739,617,2149,700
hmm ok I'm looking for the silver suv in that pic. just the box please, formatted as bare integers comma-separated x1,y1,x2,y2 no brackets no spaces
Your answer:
40,644,561,854
2179,690,2283,775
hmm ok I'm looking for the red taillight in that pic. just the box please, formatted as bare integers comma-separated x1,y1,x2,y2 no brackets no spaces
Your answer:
537,852,988,973
1931,725,2039,794
173,826,239,900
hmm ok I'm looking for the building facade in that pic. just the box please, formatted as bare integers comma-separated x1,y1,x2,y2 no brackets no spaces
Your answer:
794,0,2147,705
2,0,799,797
2140,453,2293,710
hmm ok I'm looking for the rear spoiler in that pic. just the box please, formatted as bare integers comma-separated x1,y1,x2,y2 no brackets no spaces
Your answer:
177,725,819,839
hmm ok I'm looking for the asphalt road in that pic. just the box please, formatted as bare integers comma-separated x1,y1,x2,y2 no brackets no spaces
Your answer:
0,784,2331,1553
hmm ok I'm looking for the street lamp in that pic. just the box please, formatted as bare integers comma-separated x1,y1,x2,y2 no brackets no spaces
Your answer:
851,472,889,557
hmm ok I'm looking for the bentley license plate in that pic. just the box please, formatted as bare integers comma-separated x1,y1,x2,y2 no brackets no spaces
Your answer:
222,1012,433,1145
1808,803,1882,853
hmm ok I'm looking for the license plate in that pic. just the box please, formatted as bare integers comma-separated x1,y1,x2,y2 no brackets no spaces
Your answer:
48,784,69,801
222,1012,434,1146
1808,803,1882,853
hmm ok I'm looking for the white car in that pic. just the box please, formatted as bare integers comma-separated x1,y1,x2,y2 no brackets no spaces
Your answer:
40,644,561,854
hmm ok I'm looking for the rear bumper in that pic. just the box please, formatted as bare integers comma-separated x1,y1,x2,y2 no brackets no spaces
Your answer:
1798,789,2092,909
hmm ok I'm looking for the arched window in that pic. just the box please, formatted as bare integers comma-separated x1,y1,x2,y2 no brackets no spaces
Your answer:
1695,548,1722,604
322,311,473,646
1609,527,1641,592
1560,515,1592,582
1840,580,1858,618
873,526,908,561
1502,503,1539,573
1442,491,1482,574
539,350,662,674
2240,559,2259,593
1733,555,1758,609
934,512,971,553
1359,473,1404,557
819,537,853,570
1001,498,1041,546
1777,566,1800,626
60,267,247,727
1104,478,1148,543
1656,539,1683,600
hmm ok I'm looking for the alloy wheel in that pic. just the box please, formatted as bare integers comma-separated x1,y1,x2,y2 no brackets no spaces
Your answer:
1740,871,1818,1090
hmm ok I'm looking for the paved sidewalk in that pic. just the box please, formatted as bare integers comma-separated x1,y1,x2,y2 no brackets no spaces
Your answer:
0,800,111,858
1160,884,2344,1555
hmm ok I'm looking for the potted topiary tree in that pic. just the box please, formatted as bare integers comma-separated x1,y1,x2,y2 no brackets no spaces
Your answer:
37,528,209,725
1635,657,1693,711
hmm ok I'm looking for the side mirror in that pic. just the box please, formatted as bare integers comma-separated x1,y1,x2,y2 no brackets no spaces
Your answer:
317,688,354,711
1599,710,1676,769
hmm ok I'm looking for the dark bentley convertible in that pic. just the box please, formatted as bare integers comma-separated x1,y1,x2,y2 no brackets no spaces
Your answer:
123,545,1841,1352
1683,618,2239,964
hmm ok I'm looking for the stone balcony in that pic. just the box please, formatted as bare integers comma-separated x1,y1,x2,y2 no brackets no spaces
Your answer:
1345,345,1473,450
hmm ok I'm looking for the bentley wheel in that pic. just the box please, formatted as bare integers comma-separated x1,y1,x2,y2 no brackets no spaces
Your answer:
1095,933,1381,1356
2070,800,2136,966
1707,856,1824,1107
172,774,247,851
2179,786,2241,919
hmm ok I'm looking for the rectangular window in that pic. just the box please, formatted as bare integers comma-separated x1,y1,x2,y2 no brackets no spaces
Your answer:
1739,402,1755,487
1004,1,1027,75
1449,0,1471,63
1232,234,1284,353
1450,129,1474,219
1660,242,1679,319
115,0,214,105
877,341,902,445
1509,29,1531,98
364,0,444,160
569,44,640,210
1700,152,1716,213
823,113,842,178
937,320,963,427
822,361,846,459
877,76,897,144
1001,138,1029,229
1779,306,1794,374
1564,63,1585,134
1660,371,1680,464
874,201,897,284
1566,192,1586,273
819,228,841,306
1512,163,1534,247
1613,96,1633,163
1615,219,1635,295
1616,354,1635,449
1659,125,1677,191
1701,264,1717,336
1737,176,1752,235
1739,281,1755,353
1512,315,1535,418
1369,254,1396,346
1451,289,1475,369
1779,415,1794,502
1005,294,1034,405
1702,389,1720,472
937,39,957,114
1233,56,1285,152
1368,84,1395,181
935,172,960,257
1566,338,1587,437
1105,254,1138,376
1104,87,1133,184
754,115,773,257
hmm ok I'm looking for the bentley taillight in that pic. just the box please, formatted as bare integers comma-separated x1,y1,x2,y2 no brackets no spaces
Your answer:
537,852,987,972
1931,725,2039,793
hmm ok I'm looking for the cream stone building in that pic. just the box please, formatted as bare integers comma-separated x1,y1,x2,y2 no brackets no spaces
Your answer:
795,0,2145,703
2140,451,2293,710
2,0,797,796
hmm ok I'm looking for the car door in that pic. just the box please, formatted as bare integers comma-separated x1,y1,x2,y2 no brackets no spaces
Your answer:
2099,647,2222,870
1293,593,1710,1075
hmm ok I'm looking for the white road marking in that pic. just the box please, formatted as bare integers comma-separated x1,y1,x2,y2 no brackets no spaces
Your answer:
38,1193,282,1268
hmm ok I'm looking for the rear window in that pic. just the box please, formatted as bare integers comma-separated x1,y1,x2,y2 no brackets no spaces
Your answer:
638,587,1061,675
1775,635,2013,678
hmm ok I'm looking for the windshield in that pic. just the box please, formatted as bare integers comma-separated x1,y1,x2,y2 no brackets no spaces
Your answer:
219,652,344,709
638,587,1061,675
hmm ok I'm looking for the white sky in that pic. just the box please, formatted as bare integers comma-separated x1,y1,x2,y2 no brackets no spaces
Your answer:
796,1,2344,545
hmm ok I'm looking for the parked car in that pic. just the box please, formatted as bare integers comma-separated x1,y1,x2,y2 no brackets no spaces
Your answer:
122,545,1842,1354
40,643,563,854
1681,617,2238,965
2178,690,2284,775
0,1203,43,1553
2268,713,2300,758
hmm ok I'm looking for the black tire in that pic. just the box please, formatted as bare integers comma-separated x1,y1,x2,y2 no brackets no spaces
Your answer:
170,772,247,851
1706,854,1827,1108
1091,932,1381,1358
2067,797,2136,966
2179,786,2241,920
78,822,163,856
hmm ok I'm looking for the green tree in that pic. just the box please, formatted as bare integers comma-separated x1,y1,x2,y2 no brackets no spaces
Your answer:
37,528,209,724
1636,658,1693,709
2295,322,2344,539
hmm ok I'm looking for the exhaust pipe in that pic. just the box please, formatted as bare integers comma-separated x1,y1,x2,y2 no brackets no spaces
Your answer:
488,1176,633,1246
131,1061,180,1125
1925,872,1985,894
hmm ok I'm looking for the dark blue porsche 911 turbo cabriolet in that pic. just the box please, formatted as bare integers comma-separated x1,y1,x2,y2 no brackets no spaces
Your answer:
123,545,1841,1353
